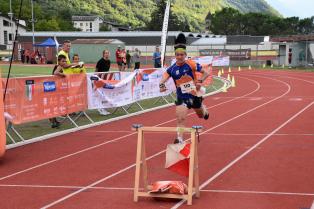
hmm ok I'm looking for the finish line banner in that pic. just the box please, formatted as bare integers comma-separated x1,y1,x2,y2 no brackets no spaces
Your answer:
87,69,176,109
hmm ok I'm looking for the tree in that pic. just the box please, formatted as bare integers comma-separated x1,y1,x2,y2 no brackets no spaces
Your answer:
36,18,60,31
147,0,190,31
210,8,242,35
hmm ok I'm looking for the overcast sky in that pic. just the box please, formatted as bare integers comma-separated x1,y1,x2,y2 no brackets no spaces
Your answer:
266,0,314,18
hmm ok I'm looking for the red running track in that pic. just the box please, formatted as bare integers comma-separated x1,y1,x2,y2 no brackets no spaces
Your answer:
0,70,313,209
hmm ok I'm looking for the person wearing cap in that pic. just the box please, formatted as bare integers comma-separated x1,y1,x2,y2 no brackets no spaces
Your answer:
159,42,210,144
115,45,123,71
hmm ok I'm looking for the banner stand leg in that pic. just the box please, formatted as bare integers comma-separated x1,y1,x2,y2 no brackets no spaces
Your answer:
82,111,94,123
126,102,144,112
72,111,94,124
153,96,169,105
10,125,25,142
66,115,79,128
6,132,16,144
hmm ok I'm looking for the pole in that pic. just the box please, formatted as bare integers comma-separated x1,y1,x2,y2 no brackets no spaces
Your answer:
9,0,14,50
31,0,35,50
160,0,170,67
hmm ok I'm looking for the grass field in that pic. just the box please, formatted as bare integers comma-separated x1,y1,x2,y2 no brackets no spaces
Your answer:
0,64,98,77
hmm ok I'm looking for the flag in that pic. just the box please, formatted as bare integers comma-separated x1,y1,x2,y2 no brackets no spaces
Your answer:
160,0,170,67
165,142,191,177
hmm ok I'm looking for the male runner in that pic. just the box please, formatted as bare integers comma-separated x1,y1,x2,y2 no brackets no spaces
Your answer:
159,44,209,144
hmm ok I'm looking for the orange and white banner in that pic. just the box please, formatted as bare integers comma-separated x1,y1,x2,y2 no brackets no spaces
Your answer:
3,74,87,124
87,69,175,109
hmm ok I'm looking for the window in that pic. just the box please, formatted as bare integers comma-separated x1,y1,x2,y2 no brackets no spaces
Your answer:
3,20,10,26
4,31,8,44
74,22,77,26
86,23,88,26
80,23,83,26
9,33,13,41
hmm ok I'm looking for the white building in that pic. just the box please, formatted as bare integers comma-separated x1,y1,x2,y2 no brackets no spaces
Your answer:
72,16,103,32
0,14,27,50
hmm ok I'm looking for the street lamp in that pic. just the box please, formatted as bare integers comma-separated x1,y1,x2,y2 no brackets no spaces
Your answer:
29,0,37,50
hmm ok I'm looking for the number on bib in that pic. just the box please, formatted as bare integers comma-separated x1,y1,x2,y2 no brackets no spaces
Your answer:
180,81,196,94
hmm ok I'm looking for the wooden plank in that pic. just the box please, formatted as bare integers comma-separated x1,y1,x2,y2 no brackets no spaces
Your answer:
194,136,200,198
133,129,144,202
187,131,196,205
137,192,188,200
141,131,149,191
140,126,202,133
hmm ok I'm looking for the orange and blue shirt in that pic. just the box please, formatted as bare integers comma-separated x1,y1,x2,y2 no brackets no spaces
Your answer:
166,60,202,99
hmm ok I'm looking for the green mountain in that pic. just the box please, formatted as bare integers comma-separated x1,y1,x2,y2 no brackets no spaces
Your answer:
0,0,280,32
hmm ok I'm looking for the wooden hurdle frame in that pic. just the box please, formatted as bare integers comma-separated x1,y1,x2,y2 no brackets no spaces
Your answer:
132,124,202,205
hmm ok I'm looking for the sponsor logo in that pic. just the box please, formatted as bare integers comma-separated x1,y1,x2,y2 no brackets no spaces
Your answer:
25,80,35,101
142,74,149,81
43,81,56,92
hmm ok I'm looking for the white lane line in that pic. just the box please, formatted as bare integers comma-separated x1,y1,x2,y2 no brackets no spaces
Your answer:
171,101,314,209
0,184,133,191
201,189,314,197
200,133,314,136
40,76,289,209
0,76,261,182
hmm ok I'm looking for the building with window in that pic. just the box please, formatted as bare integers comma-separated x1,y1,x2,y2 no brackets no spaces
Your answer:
72,16,103,32
0,14,27,50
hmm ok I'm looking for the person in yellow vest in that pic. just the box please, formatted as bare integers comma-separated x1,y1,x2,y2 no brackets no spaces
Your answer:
63,54,86,74
57,40,80,69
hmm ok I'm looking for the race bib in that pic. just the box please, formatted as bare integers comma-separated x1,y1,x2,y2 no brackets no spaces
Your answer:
180,81,196,94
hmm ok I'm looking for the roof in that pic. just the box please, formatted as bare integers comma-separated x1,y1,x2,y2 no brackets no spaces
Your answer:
190,37,227,45
271,35,314,42
227,35,265,44
20,31,184,38
72,16,102,21
71,39,124,44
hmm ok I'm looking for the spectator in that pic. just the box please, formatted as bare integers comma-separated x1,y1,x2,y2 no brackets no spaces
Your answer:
96,50,112,116
133,48,141,70
57,40,79,68
121,48,127,71
30,50,37,64
126,50,131,69
96,49,111,79
115,45,123,71
67,54,86,74
153,46,161,68
20,48,25,63
49,54,67,128
25,49,30,64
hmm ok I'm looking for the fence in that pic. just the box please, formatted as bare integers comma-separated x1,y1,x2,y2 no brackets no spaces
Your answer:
3,69,227,151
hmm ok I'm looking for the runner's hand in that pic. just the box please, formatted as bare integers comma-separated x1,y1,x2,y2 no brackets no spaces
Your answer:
159,83,167,92
196,82,202,91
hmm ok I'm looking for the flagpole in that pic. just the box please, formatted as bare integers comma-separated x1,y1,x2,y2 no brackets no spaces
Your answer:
160,0,170,68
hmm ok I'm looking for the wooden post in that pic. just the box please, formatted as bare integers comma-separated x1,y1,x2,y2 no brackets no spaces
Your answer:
187,129,196,205
134,128,143,202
